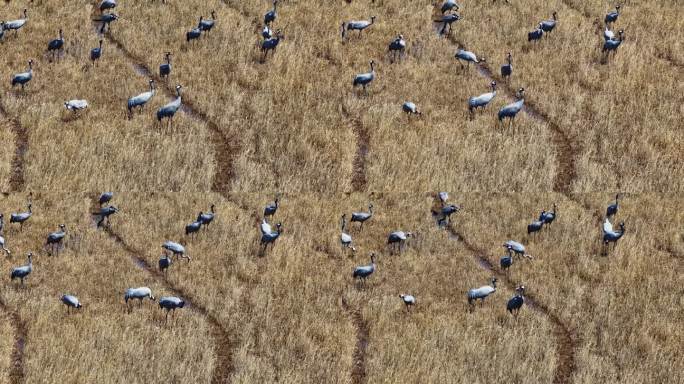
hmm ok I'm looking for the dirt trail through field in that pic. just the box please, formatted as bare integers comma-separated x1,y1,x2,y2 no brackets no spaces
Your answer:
342,105,369,192
101,223,235,384
0,297,27,384
0,105,28,192
340,296,369,384
446,225,576,384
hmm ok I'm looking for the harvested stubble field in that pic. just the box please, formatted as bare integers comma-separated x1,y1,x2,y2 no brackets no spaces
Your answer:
0,0,682,383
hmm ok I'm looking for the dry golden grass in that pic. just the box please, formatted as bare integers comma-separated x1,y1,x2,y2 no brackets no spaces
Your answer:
1,0,683,383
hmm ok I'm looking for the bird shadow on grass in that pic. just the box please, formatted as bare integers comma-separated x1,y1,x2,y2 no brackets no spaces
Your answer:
60,112,84,123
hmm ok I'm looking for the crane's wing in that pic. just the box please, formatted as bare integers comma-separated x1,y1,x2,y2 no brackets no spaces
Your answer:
260,220,272,235
603,218,613,234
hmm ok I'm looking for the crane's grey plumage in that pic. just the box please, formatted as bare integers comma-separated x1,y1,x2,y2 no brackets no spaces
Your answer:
603,30,624,53
402,102,421,117
441,0,460,13
159,254,173,273
162,241,190,261
262,25,273,39
99,192,113,206
435,12,460,36
128,80,155,117
540,204,557,225
387,231,412,252
498,88,525,127
159,296,185,323
198,204,215,227
605,5,620,24
0,213,4,235
351,204,373,229
353,60,376,93
100,0,117,12
4,9,28,36
438,204,460,225
602,219,625,249
199,11,216,32
527,214,544,235
467,277,497,306
264,197,279,218
603,26,615,41
0,234,10,256
500,253,513,272
540,12,558,33
187,19,202,42
45,224,67,254
507,286,525,316
124,287,155,309
528,23,544,42
501,52,512,81
11,60,33,90
0,23,5,41
399,294,416,312
264,0,278,25
156,85,182,125
468,81,497,117
388,34,406,61
261,30,283,60
90,39,103,65
455,48,483,69
353,253,376,280
260,219,282,249
10,252,32,286
64,100,89,113
94,13,118,34
504,240,533,259
159,52,172,80
47,29,65,60
606,194,620,217
186,218,201,237
340,214,355,252
94,205,118,227
10,202,32,231
343,16,376,39
61,294,82,311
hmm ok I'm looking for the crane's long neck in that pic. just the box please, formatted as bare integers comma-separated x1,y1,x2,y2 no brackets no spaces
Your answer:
368,205,373,214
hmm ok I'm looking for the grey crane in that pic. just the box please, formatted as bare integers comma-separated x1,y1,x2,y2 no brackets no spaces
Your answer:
0,234,10,256
11,60,33,91
3,9,28,37
61,294,82,312
527,214,544,236
99,192,114,206
264,0,278,25
467,277,497,307
162,241,190,262
99,0,117,12
185,218,202,238
45,224,66,255
353,253,376,281
94,205,118,227
264,197,279,218
399,294,416,312
603,30,624,54
500,253,513,273
64,100,89,114
124,287,155,310
159,254,172,274
603,26,617,41
158,296,185,323
159,52,172,80
186,19,202,42
94,13,118,34
351,203,373,230
10,252,32,286
353,60,376,94
343,16,376,39
387,231,413,253
501,52,512,81
260,219,282,250
507,285,525,317
455,48,483,69
156,85,182,127
503,240,533,260
199,11,216,33
47,29,64,60
498,87,525,128
434,12,460,36
261,29,283,60
528,23,544,42
540,12,558,34
441,0,460,13
540,204,556,226
262,25,273,39
602,219,625,250
606,194,620,217
10,202,32,231
468,81,497,118
128,80,155,118
402,102,421,117
438,204,460,226
388,34,406,62
0,213,4,234
605,5,620,25
0,22,4,41
90,39,103,66
198,204,215,227
340,214,355,252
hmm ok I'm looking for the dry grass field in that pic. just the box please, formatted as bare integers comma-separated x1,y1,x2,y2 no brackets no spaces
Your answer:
1,0,683,383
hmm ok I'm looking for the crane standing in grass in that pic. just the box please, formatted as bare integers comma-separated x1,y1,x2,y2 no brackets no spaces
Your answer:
10,252,33,286
507,286,526,317
61,294,82,312
501,52,513,82
159,52,172,81
4,9,28,37
467,278,497,308
498,88,525,129
127,80,155,118
342,16,376,39
90,39,103,66
47,29,65,61
45,224,67,255
10,201,32,231
468,81,497,118
156,85,183,128
340,214,355,253
399,294,416,312
11,60,33,91
353,253,376,282
350,204,373,230
353,60,376,94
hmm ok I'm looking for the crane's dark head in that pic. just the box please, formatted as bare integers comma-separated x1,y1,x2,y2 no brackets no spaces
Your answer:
211,10,216,19
176,84,182,91
27,252,33,260
507,51,512,58
369,203,373,209
398,34,404,40
615,4,621,10
618,30,624,37
23,9,28,17
371,16,376,22
619,221,625,230
491,277,498,285
370,252,376,263
552,11,558,20
28,59,34,67
406,231,414,238
517,285,525,293
518,87,525,97
491,81,497,90
276,222,282,231
59,224,65,229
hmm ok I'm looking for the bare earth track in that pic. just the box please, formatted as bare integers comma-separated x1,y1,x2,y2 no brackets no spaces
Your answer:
340,296,369,384
446,225,577,384
341,104,369,192
101,224,235,384
0,105,28,192
0,297,27,384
